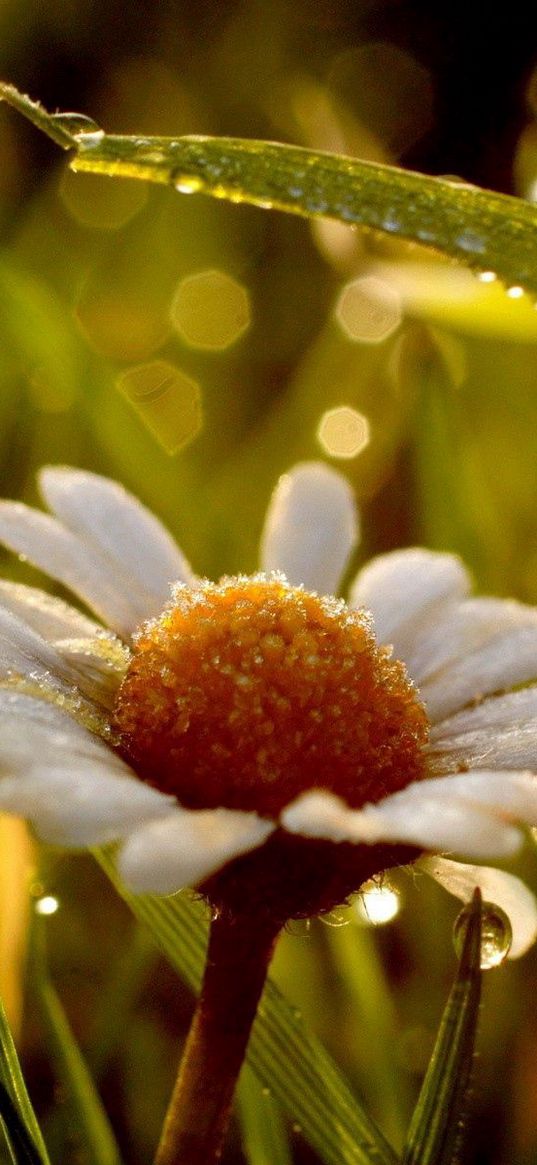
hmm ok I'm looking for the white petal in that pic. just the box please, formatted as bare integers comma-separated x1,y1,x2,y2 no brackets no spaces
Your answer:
0,691,173,843
421,855,537,958
40,465,194,603
432,686,537,738
0,581,102,640
401,598,537,690
0,689,127,773
118,808,275,894
55,637,128,708
0,607,124,710
282,775,527,858
0,606,72,690
429,688,537,773
421,618,537,723
260,462,358,594
282,790,382,842
0,502,154,638
349,548,470,652
0,765,173,846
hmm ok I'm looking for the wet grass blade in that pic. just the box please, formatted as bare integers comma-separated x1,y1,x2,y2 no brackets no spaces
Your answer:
96,849,398,1165
237,1064,293,1165
2,82,537,296
0,1083,45,1165
31,921,123,1165
0,998,49,1165
402,890,483,1165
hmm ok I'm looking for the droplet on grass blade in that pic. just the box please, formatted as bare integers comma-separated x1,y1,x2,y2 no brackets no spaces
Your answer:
48,113,104,142
453,900,512,968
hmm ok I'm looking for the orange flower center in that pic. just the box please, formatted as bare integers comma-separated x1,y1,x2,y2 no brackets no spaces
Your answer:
113,574,428,818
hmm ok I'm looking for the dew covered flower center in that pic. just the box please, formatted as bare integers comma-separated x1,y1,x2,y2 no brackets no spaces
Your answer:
113,574,429,816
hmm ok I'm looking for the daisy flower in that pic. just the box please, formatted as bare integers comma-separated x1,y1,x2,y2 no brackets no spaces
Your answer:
1,461,537,1163
0,461,535,939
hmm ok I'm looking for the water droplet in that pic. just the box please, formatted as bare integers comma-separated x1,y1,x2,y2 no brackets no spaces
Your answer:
306,198,328,214
439,174,478,190
507,285,525,299
477,270,497,283
319,907,348,928
416,226,437,243
453,900,512,968
455,229,486,254
48,114,104,145
292,1123,303,1136
173,174,206,195
382,210,402,233
136,149,167,165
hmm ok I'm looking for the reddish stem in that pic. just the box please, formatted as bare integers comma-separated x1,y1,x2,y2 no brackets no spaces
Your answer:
153,907,281,1165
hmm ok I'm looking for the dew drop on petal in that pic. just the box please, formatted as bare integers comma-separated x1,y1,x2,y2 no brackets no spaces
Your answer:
453,900,513,969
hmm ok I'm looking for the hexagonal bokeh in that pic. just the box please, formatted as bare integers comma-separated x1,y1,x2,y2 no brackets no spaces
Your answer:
335,276,402,343
317,406,371,459
170,269,251,350
117,360,203,454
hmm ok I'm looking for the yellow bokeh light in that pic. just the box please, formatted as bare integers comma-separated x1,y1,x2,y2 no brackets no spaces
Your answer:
59,169,148,231
117,360,203,454
170,269,251,351
335,276,402,343
317,406,371,459
355,882,401,926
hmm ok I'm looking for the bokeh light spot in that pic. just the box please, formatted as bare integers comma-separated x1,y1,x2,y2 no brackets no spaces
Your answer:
317,406,371,459
34,895,60,916
355,882,401,925
170,269,251,351
335,276,402,343
117,360,203,454
59,170,148,231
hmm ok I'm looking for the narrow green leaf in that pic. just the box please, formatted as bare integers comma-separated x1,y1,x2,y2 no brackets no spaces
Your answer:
0,998,49,1165
96,849,398,1165
2,82,537,296
0,1082,44,1165
237,1064,293,1165
402,890,483,1165
32,922,123,1165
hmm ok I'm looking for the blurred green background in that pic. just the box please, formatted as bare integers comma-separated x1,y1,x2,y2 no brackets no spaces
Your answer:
1,2,537,1163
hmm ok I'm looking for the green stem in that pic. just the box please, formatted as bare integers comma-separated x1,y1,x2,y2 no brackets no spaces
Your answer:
153,907,281,1165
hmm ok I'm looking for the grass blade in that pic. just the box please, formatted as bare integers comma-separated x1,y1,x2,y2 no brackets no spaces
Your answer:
2,83,537,296
0,999,49,1165
0,1083,45,1165
31,921,123,1165
237,1064,293,1165
402,890,483,1165
96,849,398,1165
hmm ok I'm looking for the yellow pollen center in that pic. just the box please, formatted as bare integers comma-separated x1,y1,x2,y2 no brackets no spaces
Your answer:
113,574,429,817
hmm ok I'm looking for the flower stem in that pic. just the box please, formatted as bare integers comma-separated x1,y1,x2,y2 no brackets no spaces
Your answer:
153,906,281,1165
